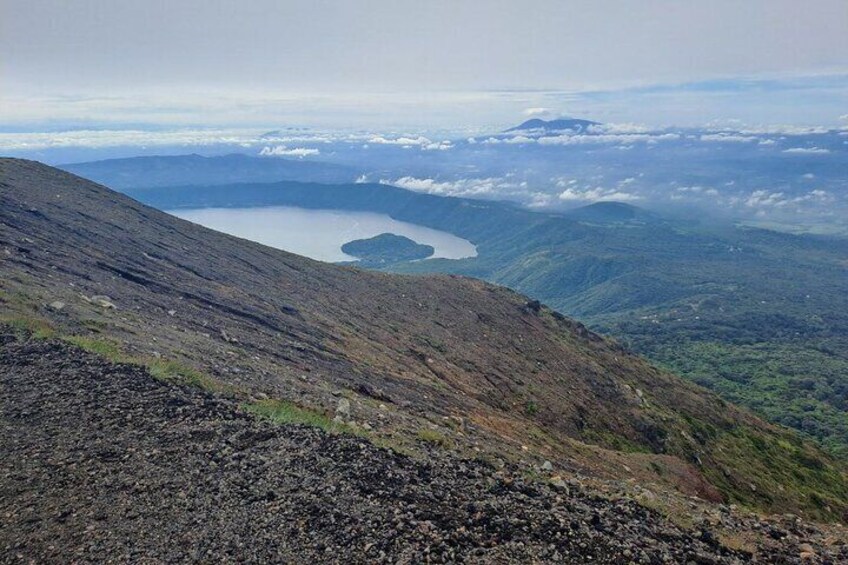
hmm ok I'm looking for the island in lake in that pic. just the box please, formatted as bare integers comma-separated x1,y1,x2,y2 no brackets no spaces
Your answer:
341,233,435,264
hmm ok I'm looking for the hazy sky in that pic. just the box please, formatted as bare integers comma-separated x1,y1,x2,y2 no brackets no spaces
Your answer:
2,0,848,129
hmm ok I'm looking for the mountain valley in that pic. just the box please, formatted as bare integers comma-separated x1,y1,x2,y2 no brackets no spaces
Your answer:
79,157,848,460
2,157,847,560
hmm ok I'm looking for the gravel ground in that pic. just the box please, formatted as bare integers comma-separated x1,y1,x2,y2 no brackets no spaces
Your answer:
0,332,769,564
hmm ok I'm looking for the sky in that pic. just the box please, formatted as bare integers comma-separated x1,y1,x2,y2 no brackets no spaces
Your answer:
2,0,848,130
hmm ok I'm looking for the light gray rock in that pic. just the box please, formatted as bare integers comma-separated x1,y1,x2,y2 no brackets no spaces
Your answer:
550,478,569,493
335,397,351,420
90,295,116,309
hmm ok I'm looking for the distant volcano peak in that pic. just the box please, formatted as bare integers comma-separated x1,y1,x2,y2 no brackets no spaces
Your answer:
505,118,600,133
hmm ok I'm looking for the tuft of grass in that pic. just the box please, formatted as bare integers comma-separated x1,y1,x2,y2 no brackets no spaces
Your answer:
146,358,234,394
63,335,128,362
371,436,417,458
417,428,451,448
635,492,698,531
245,398,359,435
524,399,539,416
717,532,757,555
8,291,36,309
63,334,237,396
82,318,108,332
2,315,56,340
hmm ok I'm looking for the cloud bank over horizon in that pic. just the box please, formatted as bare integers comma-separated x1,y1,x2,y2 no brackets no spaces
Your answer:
2,117,843,234
5,1,846,92
1,1,845,232
2,73,848,132
2,1,847,130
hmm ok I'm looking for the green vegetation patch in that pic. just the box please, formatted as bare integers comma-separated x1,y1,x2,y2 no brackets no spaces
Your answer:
147,358,237,394
62,334,238,395
64,335,127,362
417,428,452,448
647,339,848,459
245,398,359,435
705,426,848,521
2,315,56,340
342,233,434,264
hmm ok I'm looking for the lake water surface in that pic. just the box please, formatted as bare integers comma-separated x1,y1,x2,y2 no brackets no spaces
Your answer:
170,206,477,263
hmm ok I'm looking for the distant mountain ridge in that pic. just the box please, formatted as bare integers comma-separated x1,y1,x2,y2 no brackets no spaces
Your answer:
563,202,661,224
506,118,601,133
60,153,358,189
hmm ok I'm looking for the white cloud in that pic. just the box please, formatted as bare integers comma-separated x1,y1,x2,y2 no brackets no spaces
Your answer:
786,189,834,204
259,145,319,157
554,178,578,188
737,125,829,135
523,107,553,117
526,192,555,208
368,135,432,147
482,129,681,146
743,188,834,209
0,128,272,151
363,135,455,151
0,127,384,152
538,132,679,146
558,186,642,202
745,190,787,207
588,123,652,134
382,176,520,197
699,134,757,143
423,140,453,151
782,147,831,154
483,135,533,145
676,185,720,197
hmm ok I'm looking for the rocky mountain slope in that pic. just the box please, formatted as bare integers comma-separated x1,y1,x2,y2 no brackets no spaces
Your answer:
2,331,788,563
116,174,848,458
0,158,846,539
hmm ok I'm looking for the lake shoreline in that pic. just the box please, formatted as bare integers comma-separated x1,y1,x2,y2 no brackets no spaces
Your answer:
169,205,477,263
